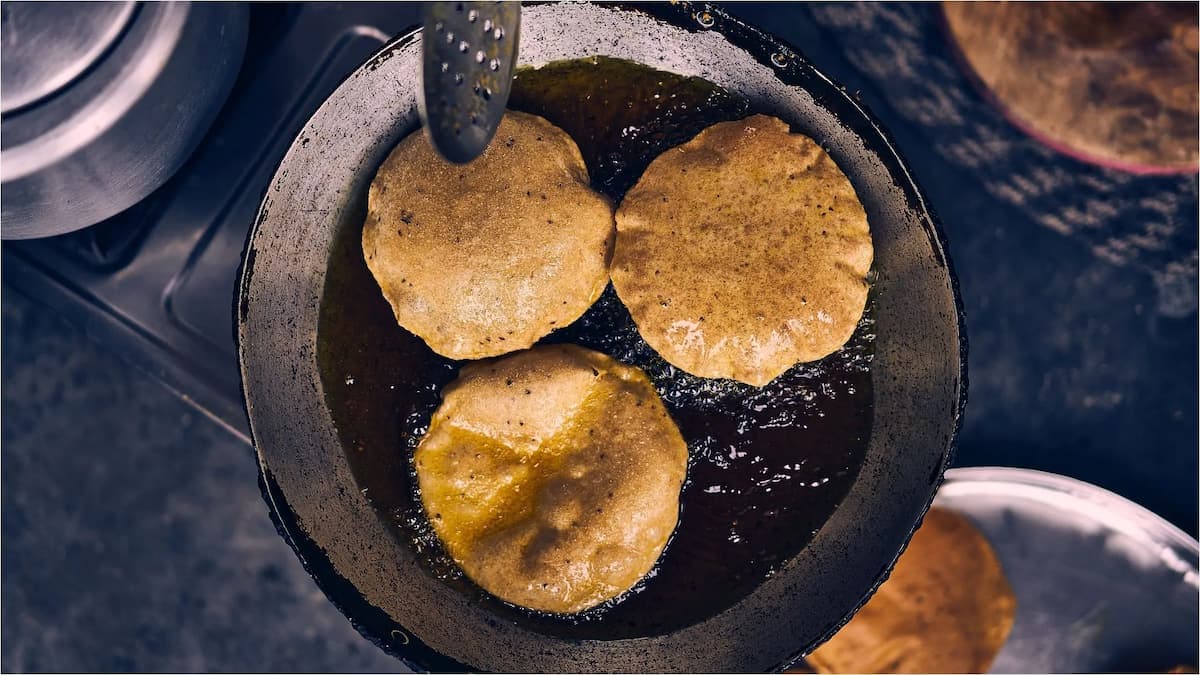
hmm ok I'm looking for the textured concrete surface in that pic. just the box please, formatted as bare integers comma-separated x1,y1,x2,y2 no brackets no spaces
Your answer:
1,284,404,673
937,167,1199,534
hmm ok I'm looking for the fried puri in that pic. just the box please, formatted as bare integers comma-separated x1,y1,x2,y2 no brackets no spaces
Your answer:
807,508,1017,674
362,111,614,360
611,114,873,386
414,344,688,614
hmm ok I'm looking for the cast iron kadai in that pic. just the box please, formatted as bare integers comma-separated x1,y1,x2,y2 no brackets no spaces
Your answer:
236,3,967,671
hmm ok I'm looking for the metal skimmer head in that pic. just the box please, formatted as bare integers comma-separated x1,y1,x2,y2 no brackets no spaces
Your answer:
422,1,521,164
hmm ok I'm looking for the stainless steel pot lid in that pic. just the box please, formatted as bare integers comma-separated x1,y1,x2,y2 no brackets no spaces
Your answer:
0,3,247,239
936,467,1199,674
0,1,137,114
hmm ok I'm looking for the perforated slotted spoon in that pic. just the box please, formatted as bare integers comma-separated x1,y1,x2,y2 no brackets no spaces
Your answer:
421,1,521,163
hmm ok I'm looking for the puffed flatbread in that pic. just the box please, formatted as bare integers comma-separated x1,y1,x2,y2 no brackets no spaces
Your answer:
363,111,614,360
612,114,873,386
415,344,688,614
807,507,1017,674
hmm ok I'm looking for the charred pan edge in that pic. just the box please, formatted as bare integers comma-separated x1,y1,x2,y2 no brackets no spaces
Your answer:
258,468,470,671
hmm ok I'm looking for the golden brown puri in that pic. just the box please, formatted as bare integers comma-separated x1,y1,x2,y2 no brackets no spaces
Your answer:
611,114,873,387
414,344,688,614
944,2,1198,170
807,508,1017,674
362,111,614,360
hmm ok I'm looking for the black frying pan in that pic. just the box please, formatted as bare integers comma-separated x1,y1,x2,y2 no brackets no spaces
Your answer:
237,3,967,671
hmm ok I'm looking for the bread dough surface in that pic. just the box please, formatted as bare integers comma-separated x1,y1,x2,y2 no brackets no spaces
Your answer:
363,111,614,360
612,114,873,386
807,507,1017,674
415,344,688,614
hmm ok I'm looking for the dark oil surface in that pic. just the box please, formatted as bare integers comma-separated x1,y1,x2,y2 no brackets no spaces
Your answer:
317,57,874,639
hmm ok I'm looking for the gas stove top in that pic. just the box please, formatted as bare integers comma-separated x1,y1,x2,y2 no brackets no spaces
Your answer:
4,4,1197,534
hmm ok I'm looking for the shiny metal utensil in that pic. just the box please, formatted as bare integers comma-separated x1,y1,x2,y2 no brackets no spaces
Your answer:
0,2,248,239
421,1,520,163
937,467,1199,674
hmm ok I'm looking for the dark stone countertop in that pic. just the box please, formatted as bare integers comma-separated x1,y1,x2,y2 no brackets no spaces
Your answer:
1,286,404,673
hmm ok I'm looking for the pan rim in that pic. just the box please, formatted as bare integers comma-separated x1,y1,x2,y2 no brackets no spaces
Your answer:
236,2,969,671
